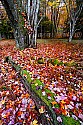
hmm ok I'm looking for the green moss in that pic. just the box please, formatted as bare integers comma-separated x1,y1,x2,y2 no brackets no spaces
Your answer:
50,59,64,66
33,79,44,86
64,60,77,67
15,65,21,71
37,58,44,64
54,104,60,108
62,116,80,125
51,59,59,66
31,83,51,106
31,80,55,107
58,61,64,66
21,70,32,83
0,86,7,90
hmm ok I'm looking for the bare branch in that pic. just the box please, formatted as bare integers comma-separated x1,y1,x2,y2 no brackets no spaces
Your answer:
37,15,44,28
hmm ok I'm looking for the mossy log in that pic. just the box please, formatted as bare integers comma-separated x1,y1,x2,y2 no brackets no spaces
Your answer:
6,56,58,125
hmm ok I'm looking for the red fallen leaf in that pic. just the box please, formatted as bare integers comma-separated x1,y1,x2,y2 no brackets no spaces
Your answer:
17,111,22,116
6,112,10,118
60,103,65,110
27,115,32,122
0,108,2,114
47,93,51,96
19,119,23,123
27,101,35,109
64,99,70,105
73,109,79,117
79,109,83,113
79,96,83,102
61,109,68,115
53,108,61,114
29,111,36,118
68,92,73,100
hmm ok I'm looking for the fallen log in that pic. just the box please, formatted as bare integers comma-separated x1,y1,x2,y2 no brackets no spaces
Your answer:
6,56,58,125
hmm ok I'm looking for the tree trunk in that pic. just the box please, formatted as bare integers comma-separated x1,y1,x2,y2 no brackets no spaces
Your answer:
0,33,2,40
14,28,29,49
69,33,73,42
69,20,75,42
50,7,55,38
1,0,40,49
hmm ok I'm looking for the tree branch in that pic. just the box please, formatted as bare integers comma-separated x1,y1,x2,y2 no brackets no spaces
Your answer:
37,15,44,28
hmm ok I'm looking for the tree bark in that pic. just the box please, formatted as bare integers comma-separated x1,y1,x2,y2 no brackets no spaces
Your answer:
69,20,76,42
63,0,83,42
1,0,40,49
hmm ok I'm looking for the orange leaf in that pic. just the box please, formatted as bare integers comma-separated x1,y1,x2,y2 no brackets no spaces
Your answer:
25,93,30,98
62,109,67,115
51,101,57,106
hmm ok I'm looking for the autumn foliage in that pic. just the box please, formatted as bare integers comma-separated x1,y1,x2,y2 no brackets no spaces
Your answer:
0,40,83,125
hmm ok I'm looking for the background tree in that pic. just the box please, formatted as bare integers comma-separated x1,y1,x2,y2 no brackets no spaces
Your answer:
74,0,83,39
63,0,83,42
38,16,54,38
47,0,62,37
38,0,62,38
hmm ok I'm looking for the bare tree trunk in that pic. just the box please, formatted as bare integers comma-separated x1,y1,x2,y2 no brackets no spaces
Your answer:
69,5,83,42
69,20,76,42
63,0,83,42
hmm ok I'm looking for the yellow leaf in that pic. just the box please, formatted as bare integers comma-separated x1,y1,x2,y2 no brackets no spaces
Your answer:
19,51,24,58
48,1,53,6
61,100,66,104
35,83,38,86
1,67,5,73
70,75,72,78
53,1,56,5
1,100,5,104
32,119,38,125
39,106,45,114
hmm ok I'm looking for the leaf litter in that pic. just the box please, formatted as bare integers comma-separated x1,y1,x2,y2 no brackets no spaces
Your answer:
0,41,83,125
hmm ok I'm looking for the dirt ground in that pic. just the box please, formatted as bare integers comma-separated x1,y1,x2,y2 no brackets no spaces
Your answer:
0,39,15,47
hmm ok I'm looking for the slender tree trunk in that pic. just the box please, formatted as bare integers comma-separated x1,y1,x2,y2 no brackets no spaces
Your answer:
64,0,83,42
51,6,55,38
0,33,2,40
69,18,76,42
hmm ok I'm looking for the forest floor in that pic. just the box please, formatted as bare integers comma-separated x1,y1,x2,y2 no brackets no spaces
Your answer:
0,39,15,46
0,39,83,125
